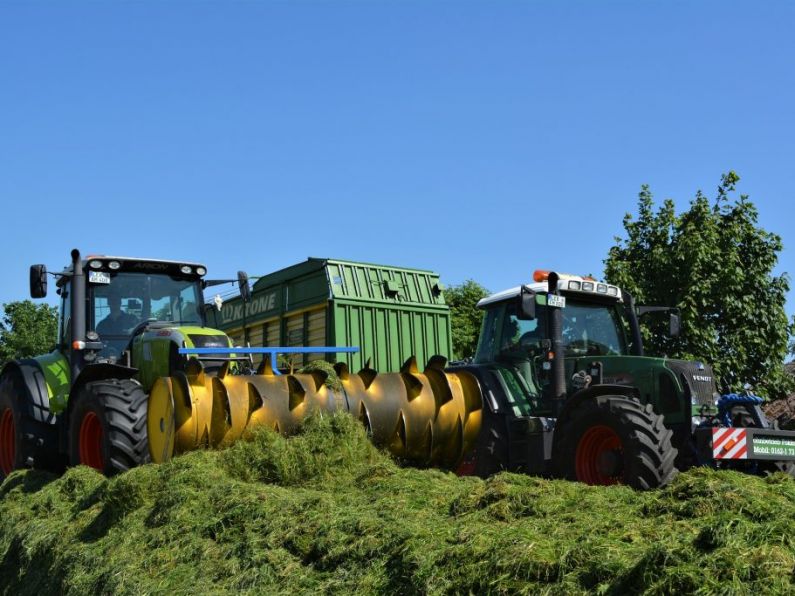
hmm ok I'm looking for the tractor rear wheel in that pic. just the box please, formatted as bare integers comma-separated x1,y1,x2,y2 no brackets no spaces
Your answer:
554,395,677,490
69,379,150,475
0,390,23,480
0,370,58,480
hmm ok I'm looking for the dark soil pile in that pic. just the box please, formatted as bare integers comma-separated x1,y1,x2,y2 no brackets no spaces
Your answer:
764,394,795,430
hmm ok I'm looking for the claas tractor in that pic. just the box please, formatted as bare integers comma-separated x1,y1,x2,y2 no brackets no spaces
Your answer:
451,270,795,488
0,250,256,478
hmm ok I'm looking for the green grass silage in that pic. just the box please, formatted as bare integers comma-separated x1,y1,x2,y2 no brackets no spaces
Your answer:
1,413,794,595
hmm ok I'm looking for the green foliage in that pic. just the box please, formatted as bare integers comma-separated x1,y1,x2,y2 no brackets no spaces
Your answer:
0,300,59,367
605,172,795,398
446,280,489,360
1,413,794,594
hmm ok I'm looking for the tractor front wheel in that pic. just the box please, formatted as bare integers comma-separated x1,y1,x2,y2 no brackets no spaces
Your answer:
554,395,677,490
69,379,150,475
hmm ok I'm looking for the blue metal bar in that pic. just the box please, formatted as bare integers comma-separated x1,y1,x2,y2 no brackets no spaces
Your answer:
177,346,360,376
178,347,359,355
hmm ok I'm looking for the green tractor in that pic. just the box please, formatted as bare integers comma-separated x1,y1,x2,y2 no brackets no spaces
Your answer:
452,269,795,488
0,249,249,479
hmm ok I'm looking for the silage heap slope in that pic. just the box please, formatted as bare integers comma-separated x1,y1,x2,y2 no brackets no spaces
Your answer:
0,413,794,595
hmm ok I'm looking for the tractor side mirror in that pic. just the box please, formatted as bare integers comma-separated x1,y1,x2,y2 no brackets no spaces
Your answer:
30,265,47,298
517,286,536,320
669,312,681,337
237,271,251,303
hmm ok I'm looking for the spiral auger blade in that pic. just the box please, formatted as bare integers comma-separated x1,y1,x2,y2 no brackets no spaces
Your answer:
331,356,484,468
147,354,484,470
422,356,482,467
148,356,347,463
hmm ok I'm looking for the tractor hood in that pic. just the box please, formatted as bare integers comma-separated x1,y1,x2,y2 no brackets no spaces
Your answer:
661,358,719,407
132,325,233,391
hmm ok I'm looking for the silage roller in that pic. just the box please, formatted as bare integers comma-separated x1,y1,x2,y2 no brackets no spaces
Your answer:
147,355,483,469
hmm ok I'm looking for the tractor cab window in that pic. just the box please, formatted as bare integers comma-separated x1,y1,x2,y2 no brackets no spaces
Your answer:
94,295,141,336
499,303,545,360
59,282,71,351
561,301,627,357
150,282,202,326
90,272,203,359
474,308,500,363
474,302,548,364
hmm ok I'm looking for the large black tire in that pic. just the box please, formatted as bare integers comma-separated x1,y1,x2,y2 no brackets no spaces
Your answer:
68,378,150,475
553,395,678,490
0,370,59,481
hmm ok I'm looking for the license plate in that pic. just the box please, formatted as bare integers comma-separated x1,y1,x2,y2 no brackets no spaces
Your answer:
547,294,566,308
751,435,795,458
88,271,111,284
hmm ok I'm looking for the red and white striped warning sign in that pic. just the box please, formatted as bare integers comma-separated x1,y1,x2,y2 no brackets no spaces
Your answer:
712,428,748,460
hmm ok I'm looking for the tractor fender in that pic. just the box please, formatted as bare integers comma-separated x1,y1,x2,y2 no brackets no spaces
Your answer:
554,384,641,436
0,360,56,425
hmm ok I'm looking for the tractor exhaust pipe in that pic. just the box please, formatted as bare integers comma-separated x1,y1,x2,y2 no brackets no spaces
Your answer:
547,272,566,412
70,248,86,380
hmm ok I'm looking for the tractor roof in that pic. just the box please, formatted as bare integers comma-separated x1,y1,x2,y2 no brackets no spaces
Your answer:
83,255,206,268
478,275,624,309
56,255,207,286
477,283,547,308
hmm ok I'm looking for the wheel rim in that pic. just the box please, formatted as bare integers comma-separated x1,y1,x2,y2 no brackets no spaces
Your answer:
79,412,104,471
575,425,623,485
0,408,16,476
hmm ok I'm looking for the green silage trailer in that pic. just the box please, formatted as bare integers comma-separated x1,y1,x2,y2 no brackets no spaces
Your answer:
204,258,452,372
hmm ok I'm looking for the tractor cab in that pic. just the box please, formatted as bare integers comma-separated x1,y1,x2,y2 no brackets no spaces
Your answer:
474,276,633,364
473,271,642,406
54,256,209,362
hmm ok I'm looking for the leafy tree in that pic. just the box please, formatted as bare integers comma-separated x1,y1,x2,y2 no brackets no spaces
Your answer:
0,301,59,367
605,172,795,398
446,280,489,360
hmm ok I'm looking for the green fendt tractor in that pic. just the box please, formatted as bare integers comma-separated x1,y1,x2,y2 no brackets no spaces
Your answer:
452,269,795,488
0,249,249,479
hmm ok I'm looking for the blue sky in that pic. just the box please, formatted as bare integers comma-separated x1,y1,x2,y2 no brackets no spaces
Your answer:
1,1,793,319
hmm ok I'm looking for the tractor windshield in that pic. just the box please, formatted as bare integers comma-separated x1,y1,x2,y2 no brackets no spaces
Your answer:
560,299,628,357
476,295,630,364
90,272,203,357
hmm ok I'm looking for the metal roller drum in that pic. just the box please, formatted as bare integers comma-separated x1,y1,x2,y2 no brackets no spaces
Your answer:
148,355,483,470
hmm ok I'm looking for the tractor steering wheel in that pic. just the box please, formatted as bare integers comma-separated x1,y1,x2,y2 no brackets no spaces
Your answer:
129,319,179,338
566,339,610,356
128,318,158,339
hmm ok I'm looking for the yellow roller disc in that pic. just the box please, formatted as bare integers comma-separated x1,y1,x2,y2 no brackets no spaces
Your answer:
148,377,176,463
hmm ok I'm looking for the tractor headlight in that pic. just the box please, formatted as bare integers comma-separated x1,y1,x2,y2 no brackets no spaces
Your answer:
582,282,594,292
597,284,608,293
89,260,102,269
180,265,192,274
607,286,619,296
196,266,206,276
568,281,581,291
108,261,121,270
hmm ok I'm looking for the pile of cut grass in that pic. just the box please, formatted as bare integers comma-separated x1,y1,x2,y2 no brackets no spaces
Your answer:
1,413,794,594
